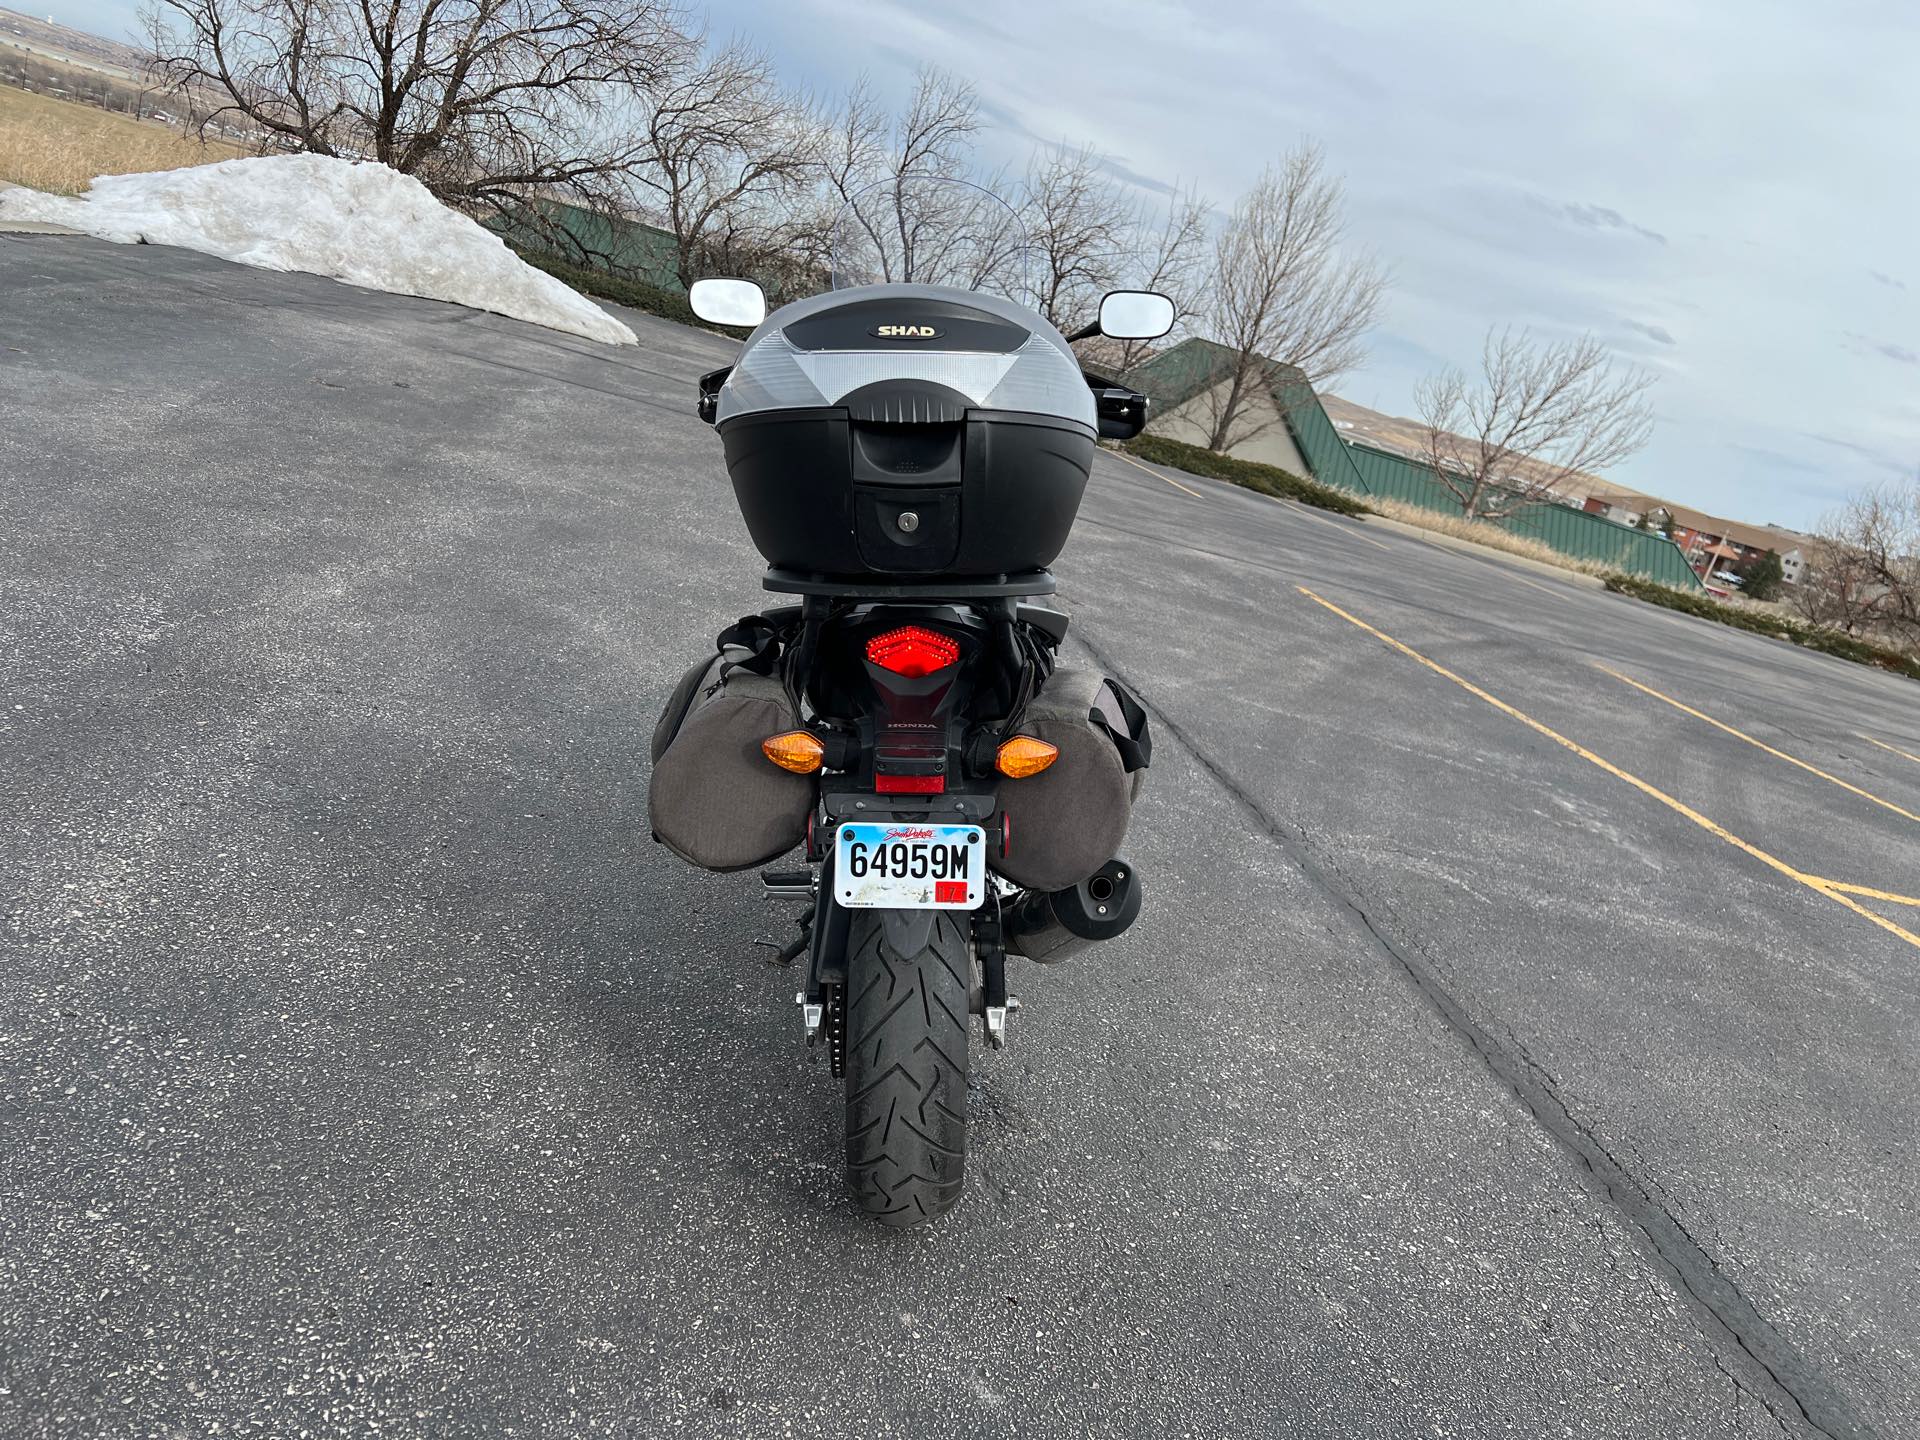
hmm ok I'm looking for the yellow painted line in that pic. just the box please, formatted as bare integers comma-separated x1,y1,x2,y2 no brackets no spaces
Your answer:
1805,879,1920,909
1504,571,1570,600
1275,497,1395,552
1106,448,1205,499
1296,586,1920,954
1859,732,1920,767
1595,665,1920,826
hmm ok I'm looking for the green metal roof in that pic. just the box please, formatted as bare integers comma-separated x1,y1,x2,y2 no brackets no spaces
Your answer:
489,199,684,292
1126,337,1307,413
1128,338,1703,590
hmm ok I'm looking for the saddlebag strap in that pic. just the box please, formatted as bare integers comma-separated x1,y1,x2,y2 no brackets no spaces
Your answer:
1091,678,1153,773
715,614,785,676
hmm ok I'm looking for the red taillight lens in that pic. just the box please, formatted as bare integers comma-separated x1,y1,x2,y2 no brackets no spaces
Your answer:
865,625,960,678
875,773,945,794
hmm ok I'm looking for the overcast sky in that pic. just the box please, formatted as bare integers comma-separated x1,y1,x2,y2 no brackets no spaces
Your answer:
51,0,1920,529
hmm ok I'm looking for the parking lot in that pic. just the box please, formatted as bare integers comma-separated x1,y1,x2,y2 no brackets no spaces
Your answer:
3,235,1917,1438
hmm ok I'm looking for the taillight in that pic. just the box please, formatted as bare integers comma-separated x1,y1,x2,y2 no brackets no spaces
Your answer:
865,625,960,678
875,773,944,795
762,730,825,774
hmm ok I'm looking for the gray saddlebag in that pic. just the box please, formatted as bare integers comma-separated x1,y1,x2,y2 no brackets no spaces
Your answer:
649,647,812,873
993,667,1151,892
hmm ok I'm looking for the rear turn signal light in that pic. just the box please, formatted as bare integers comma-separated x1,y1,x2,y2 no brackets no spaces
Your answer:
762,730,825,774
865,625,960,678
995,735,1059,779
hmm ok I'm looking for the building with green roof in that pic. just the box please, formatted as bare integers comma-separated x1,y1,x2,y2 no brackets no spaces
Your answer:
1124,338,1703,589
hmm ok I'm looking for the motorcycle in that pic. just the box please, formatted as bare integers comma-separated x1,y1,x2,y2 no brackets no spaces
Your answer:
658,182,1170,1226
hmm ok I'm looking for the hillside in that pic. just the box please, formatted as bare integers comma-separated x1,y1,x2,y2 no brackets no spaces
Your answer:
0,7,147,81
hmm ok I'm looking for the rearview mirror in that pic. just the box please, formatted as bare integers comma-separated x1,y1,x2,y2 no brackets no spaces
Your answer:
689,278,767,329
1098,290,1175,340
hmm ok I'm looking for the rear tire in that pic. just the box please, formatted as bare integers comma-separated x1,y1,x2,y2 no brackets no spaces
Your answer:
842,910,971,1226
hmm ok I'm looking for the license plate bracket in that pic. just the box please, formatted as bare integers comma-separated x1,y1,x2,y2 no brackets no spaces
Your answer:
834,822,986,910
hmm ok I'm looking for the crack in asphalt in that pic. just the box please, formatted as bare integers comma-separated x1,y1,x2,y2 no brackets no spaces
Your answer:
1718,1351,1799,1438
1072,627,1873,1440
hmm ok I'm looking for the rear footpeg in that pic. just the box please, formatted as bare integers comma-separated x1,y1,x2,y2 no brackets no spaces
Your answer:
982,995,1022,1049
797,991,825,1040
1003,857,1142,963
761,868,815,899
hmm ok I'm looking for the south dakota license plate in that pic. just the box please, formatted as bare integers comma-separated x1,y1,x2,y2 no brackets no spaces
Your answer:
834,822,986,909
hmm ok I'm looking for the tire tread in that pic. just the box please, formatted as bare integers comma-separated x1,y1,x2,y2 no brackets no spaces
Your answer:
842,911,970,1225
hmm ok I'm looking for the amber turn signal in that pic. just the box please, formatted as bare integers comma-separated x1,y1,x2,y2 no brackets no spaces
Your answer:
995,735,1059,779
762,730,825,774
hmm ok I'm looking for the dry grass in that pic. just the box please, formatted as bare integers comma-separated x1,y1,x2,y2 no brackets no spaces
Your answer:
1364,496,1614,579
0,82,245,195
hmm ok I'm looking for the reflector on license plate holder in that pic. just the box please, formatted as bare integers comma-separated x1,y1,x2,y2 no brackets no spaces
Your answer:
834,822,985,909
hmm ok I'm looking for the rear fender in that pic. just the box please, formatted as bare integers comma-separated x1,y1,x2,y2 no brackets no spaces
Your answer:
879,906,939,957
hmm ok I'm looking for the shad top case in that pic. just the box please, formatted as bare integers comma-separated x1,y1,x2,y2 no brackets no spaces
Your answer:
710,284,1098,585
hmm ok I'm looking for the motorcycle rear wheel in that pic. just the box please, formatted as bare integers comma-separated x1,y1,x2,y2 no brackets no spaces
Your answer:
841,909,971,1226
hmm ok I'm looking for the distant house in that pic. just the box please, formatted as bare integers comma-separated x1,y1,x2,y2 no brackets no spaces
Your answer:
1581,490,1812,585
1125,338,1317,479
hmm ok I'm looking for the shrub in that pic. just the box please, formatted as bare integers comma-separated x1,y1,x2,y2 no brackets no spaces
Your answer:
1739,549,1785,602
1122,433,1369,516
1604,574,1920,682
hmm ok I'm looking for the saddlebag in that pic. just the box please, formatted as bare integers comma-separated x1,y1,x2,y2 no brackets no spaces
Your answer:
993,667,1151,892
649,632,812,873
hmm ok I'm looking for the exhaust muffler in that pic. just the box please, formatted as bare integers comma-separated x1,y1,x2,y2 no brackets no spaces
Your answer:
1003,856,1141,963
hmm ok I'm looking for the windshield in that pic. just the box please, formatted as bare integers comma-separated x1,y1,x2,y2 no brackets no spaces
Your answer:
829,178,1033,299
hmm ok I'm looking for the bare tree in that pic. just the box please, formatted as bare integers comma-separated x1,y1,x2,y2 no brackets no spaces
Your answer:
610,35,817,290
815,68,977,281
141,0,685,214
812,74,887,221
874,67,985,284
1020,143,1132,331
1414,328,1656,521
1794,478,1920,643
749,77,881,285
682,188,840,303
1795,522,1890,636
1854,479,1920,643
806,67,1028,294
1200,143,1387,451
1103,183,1209,374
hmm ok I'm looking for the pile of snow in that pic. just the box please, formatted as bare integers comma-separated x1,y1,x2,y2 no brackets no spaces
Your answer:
0,154,635,345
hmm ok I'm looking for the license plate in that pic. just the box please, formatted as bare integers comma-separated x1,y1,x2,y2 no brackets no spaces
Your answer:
834,822,986,909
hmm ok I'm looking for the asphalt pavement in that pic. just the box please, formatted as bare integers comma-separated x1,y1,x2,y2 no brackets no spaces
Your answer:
3,236,1917,1439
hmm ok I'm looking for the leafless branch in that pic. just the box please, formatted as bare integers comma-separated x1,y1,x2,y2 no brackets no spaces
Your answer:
1096,182,1208,374
140,0,686,209
607,31,817,290
1020,143,1131,330
1795,477,1920,644
1415,327,1656,521
1198,142,1388,452
800,67,1035,295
